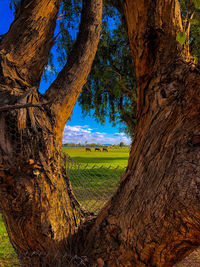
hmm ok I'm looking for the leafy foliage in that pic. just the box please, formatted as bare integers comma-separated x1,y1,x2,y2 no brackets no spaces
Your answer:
9,0,20,13
192,0,200,9
78,22,136,136
9,0,200,138
56,0,136,137
8,0,135,137
178,0,200,62
55,0,200,137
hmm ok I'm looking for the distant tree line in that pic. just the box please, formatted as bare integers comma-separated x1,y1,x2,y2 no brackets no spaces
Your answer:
63,142,129,148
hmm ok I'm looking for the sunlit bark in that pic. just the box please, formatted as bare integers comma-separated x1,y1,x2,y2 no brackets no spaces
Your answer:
0,0,102,265
83,1,200,266
1,0,200,266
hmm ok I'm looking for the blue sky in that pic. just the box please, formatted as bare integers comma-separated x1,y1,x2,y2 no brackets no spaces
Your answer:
0,1,131,145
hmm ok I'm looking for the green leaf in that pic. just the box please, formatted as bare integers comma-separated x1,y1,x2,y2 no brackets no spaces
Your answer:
192,0,200,9
189,19,200,25
177,32,186,45
194,56,198,63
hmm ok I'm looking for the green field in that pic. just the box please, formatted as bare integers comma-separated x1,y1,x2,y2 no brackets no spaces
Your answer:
0,214,20,266
63,147,129,212
0,147,129,266
62,147,130,167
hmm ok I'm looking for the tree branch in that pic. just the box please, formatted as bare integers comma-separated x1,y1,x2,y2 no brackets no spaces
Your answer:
186,12,194,38
0,102,48,112
106,66,133,97
84,82,92,92
44,0,103,131
0,0,61,88
123,0,189,79
17,87,37,103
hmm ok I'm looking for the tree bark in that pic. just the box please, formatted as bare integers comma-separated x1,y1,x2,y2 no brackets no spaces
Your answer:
84,65,200,266
0,0,61,88
0,0,102,266
80,1,200,266
1,0,200,266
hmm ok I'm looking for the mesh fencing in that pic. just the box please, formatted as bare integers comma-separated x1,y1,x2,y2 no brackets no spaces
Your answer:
62,153,126,214
0,152,126,266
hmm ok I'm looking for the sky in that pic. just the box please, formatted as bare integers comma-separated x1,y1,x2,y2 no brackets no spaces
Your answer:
0,1,131,145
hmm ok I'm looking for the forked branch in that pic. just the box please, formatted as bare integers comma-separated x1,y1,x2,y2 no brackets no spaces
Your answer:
44,0,103,130
0,0,61,88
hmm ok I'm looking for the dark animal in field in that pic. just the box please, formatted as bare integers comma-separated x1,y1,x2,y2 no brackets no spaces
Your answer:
95,148,101,151
86,148,91,152
103,148,108,152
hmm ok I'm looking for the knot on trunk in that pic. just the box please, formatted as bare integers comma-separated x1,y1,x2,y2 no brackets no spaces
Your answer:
188,134,200,147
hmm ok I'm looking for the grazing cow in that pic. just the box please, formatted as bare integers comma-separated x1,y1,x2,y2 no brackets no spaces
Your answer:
95,148,101,151
103,148,108,152
86,147,91,152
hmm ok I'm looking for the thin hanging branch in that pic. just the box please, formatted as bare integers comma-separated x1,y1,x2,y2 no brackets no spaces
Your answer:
106,66,133,97
0,102,48,112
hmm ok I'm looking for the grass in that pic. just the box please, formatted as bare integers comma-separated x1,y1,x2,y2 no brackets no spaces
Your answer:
62,147,130,167
63,147,130,212
0,147,129,266
1,147,200,266
0,214,20,266
69,166,126,212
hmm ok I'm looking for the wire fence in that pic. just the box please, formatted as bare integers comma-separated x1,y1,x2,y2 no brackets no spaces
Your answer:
0,153,126,266
62,153,126,214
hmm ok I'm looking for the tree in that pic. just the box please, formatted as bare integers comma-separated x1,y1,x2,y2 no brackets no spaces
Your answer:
38,0,137,138
119,142,125,147
0,0,102,265
1,0,200,267
78,22,137,137
53,0,200,141
87,0,200,265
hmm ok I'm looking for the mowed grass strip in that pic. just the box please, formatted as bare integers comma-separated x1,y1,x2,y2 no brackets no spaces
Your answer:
62,147,130,167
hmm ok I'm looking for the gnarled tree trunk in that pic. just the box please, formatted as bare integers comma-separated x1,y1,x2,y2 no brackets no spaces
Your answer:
0,0,102,265
81,0,200,266
1,0,200,266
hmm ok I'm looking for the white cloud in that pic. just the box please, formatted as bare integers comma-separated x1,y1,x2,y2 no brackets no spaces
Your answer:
62,125,131,145
94,132,106,135
44,64,53,72
65,125,90,134
114,132,126,137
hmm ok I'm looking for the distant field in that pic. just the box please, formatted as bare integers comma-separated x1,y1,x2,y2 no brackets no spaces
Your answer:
62,147,130,167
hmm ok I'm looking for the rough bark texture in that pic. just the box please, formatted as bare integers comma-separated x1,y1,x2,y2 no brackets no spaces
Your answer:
1,0,200,266
0,0,102,265
82,1,200,266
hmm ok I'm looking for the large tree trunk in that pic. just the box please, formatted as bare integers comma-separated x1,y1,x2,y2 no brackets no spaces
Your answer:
0,0,102,265
1,0,200,266
83,64,200,266
80,1,200,266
